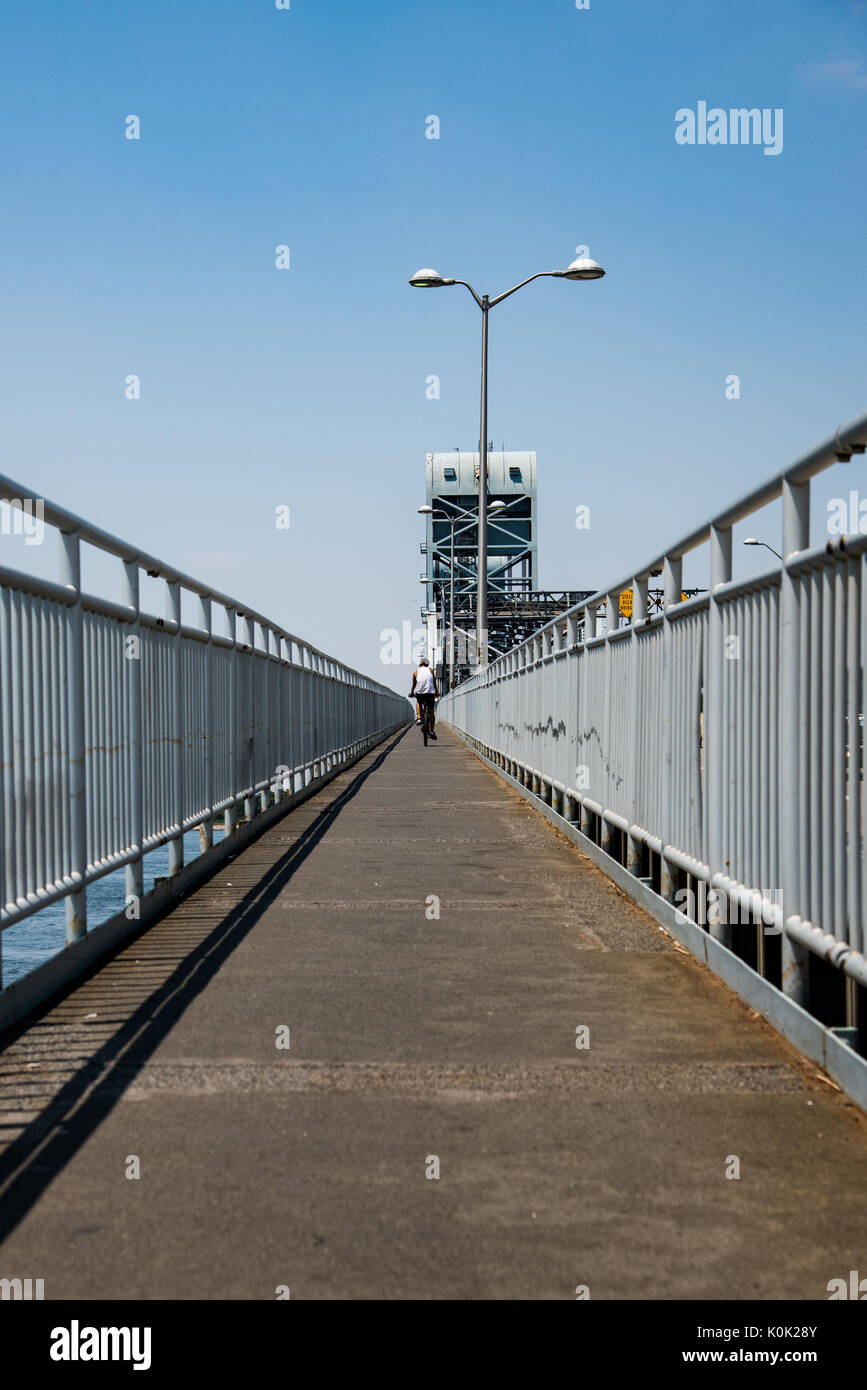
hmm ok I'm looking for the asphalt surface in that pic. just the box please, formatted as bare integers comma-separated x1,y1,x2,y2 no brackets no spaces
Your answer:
1,724,865,1299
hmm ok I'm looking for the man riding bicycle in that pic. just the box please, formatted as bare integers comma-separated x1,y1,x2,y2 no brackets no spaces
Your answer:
410,657,438,740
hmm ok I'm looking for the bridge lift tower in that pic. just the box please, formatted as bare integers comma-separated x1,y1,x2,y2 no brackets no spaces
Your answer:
419,450,593,688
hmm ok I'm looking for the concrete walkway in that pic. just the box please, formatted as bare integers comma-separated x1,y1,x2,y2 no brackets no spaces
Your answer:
1,725,865,1299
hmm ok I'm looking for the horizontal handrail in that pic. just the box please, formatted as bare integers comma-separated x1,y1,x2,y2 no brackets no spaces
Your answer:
466,411,867,682
0,472,389,682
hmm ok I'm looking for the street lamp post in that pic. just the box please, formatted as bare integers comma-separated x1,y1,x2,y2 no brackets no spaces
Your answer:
410,255,605,668
744,537,783,561
478,297,489,667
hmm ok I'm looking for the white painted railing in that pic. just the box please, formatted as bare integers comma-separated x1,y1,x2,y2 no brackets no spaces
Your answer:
441,412,867,1041
0,476,409,988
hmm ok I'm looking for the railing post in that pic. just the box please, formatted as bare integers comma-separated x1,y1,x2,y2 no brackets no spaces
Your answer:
289,640,301,792
627,576,647,876
298,646,306,784
333,660,341,766
243,616,256,822
331,661,338,766
600,592,619,857
225,606,237,835
317,654,326,776
781,477,810,1004
340,662,349,761
309,652,318,778
707,525,732,943
661,554,682,901
275,635,288,798
311,651,318,776
260,626,272,812
167,579,184,877
324,659,333,771
123,558,144,909
293,641,302,782
606,592,618,635
199,595,214,851
60,527,87,941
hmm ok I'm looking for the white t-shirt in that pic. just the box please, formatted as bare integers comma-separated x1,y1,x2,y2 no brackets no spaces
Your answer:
414,666,435,695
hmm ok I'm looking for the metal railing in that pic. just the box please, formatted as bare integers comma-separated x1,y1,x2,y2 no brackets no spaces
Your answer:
0,476,409,986
440,411,867,1038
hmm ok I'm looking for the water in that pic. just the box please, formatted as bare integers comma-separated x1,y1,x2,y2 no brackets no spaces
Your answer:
2,829,224,987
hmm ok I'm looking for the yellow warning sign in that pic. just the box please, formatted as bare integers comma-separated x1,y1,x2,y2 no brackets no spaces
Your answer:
619,589,633,618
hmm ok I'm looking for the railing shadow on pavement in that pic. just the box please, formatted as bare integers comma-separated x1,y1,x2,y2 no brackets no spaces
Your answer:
0,726,409,1245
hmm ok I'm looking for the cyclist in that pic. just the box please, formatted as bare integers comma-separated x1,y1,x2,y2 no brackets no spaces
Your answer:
410,657,438,740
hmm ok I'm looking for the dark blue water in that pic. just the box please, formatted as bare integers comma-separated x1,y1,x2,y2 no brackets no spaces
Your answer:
2,828,225,987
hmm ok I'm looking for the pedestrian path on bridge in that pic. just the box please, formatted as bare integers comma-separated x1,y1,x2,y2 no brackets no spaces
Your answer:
1,726,865,1299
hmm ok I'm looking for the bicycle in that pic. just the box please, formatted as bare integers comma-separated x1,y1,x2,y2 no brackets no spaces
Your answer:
413,696,436,746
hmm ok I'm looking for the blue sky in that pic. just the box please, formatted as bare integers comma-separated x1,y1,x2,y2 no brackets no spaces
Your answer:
1,0,866,689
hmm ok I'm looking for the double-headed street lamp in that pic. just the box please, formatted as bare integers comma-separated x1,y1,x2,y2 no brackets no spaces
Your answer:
418,500,506,689
409,255,605,668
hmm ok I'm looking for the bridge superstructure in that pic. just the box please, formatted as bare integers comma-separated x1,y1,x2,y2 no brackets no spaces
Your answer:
421,450,538,607
420,449,594,682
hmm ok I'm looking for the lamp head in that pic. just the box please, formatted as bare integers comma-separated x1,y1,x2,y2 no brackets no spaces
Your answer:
409,268,453,287
562,257,605,280
418,505,434,514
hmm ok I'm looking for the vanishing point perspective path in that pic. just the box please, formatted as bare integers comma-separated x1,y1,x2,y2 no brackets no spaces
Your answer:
1,726,865,1299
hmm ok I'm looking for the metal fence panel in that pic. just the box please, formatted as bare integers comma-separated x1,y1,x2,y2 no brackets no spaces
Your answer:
0,480,409,979
440,410,867,1017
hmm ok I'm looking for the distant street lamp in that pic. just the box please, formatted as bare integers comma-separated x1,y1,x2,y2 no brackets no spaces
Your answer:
744,537,783,561
409,255,605,668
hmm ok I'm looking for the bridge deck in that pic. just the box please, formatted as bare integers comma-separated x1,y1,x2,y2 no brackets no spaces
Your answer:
1,725,865,1299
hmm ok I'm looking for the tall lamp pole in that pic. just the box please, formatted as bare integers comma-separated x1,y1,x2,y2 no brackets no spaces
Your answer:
410,254,605,668
478,299,489,668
